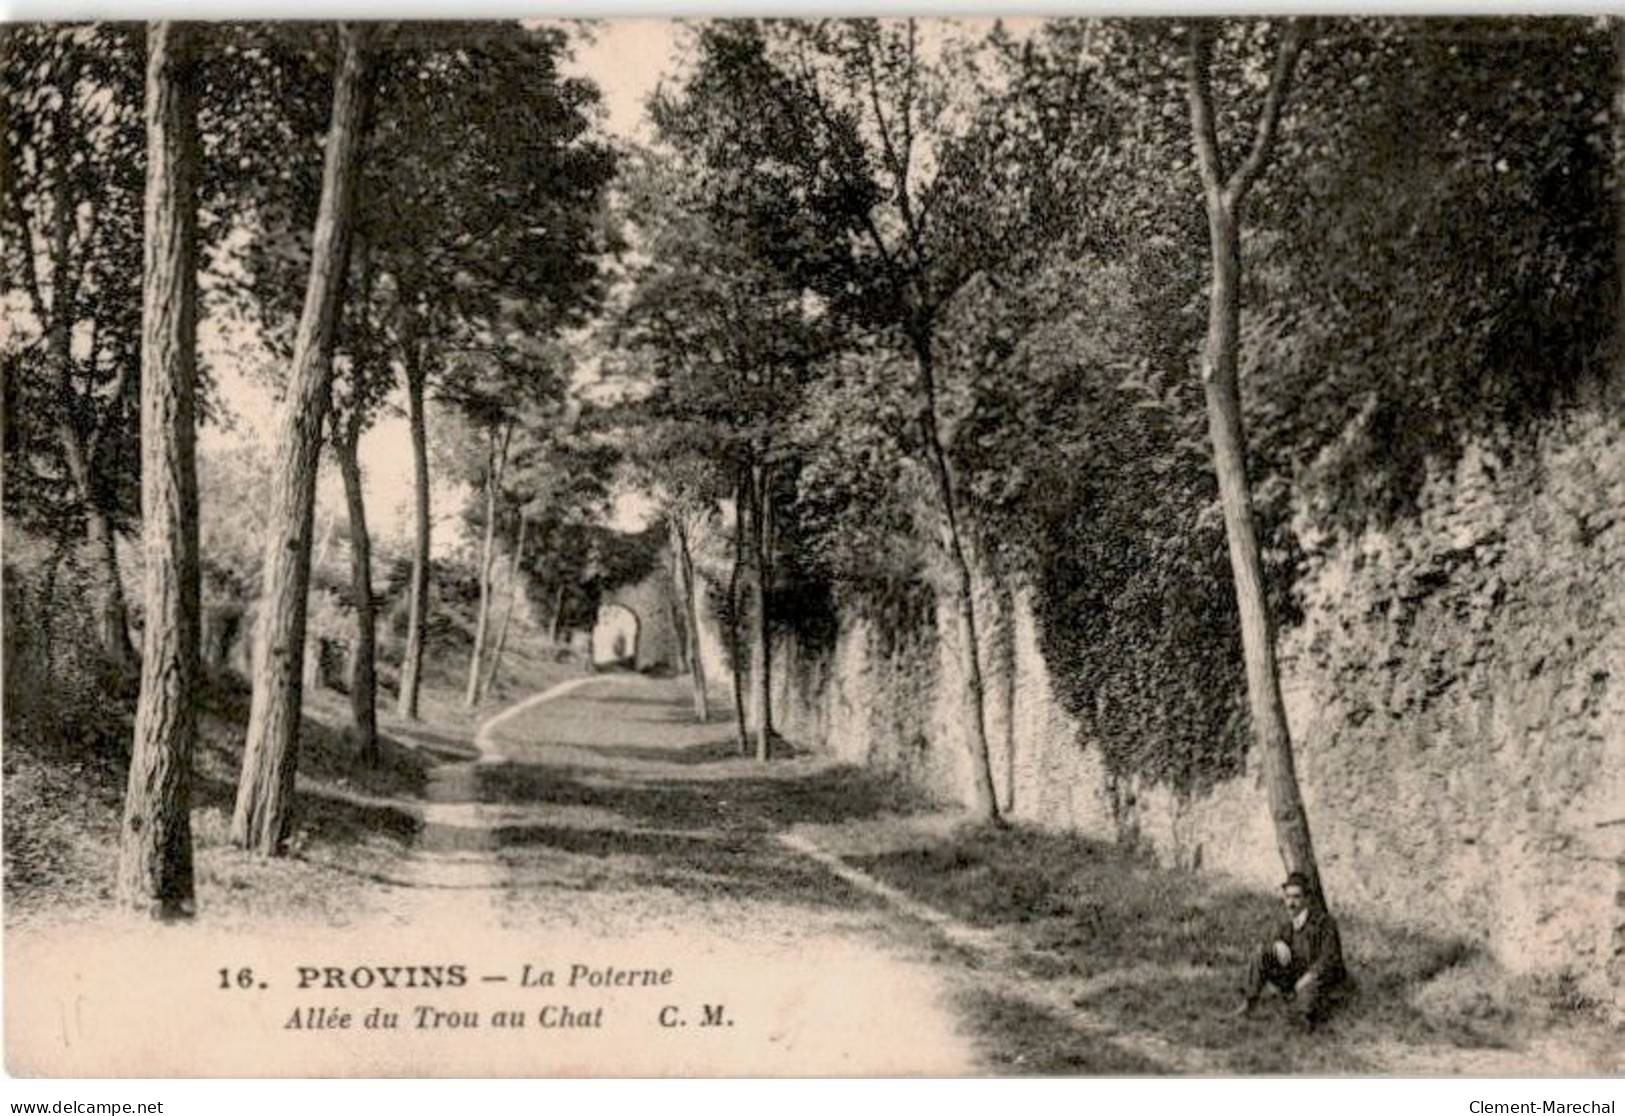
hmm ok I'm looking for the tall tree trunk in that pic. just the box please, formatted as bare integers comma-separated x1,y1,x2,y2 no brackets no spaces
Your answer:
728,473,748,753
681,523,708,722
483,513,528,698
999,582,1018,818
910,337,1000,822
46,55,136,672
1186,21,1324,904
85,504,136,668
668,578,690,673
665,524,690,675
232,24,372,856
336,426,378,765
750,462,773,761
465,423,512,708
548,583,565,645
670,514,708,722
463,466,497,706
395,337,430,720
118,19,199,916
56,348,136,672
1198,214,1323,899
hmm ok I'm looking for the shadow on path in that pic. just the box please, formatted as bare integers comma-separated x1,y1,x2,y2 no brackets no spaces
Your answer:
395,675,937,915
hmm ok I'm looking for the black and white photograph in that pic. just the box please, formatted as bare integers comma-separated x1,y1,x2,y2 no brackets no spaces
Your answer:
1,12,1621,1085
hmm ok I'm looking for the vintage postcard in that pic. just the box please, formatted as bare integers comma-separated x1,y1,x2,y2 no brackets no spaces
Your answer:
2,14,1621,1083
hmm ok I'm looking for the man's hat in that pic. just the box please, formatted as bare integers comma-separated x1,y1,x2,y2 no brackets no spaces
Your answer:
1281,871,1311,892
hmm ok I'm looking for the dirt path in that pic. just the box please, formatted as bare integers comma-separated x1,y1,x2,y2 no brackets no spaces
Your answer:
378,678,606,921
368,673,1617,1076
363,673,981,1073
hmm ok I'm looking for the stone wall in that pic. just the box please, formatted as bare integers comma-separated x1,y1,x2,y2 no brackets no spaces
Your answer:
600,571,681,672
771,414,1624,1004
1257,416,1623,1001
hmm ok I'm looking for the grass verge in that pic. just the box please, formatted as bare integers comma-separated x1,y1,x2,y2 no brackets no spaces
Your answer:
850,822,1616,1073
4,630,585,927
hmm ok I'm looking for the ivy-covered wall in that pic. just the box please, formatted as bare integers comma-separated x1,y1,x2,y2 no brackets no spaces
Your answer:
1265,414,1622,1004
772,414,1624,1007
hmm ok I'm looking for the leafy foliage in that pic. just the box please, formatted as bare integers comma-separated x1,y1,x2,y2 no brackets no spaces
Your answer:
1249,17,1617,530
6,16,1618,804
1,24,145,540
221,21,618,416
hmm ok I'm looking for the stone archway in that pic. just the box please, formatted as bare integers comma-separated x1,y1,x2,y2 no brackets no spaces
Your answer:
595,571,681,673
591,602,641,669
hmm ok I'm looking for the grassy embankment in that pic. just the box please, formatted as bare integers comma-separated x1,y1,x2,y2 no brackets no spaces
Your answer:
839,821,1617,1073
3,601,584,927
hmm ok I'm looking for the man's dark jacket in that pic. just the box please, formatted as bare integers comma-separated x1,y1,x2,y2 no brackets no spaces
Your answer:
1280,906,1347,987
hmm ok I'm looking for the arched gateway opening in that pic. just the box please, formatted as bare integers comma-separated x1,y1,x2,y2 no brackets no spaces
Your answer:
590,603,641,670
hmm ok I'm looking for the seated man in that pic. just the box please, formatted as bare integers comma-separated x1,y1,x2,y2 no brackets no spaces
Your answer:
1232,871,1349,1029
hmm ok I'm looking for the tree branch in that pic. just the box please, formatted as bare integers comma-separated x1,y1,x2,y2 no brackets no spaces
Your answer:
900,19,918,188
61,187,100,320
859,27,913,245
86,316,134,470
790,32,904,290
5,187,52,327
895,20,928,277
859,22,931,295
47,56,79,340
1185,22,1226,211
1225,20,1304,208
859,28,901,178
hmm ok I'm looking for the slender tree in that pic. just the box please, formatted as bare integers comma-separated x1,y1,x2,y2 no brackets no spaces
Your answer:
437,333,572,708
478,415,617,692
356,25,613,720
609,149,821,752
308,232,397,763
330,340,391,763
481,511,529,697
665,502,710,723
232,22,373,855
464,415,515,707
394,304,432,718
116,19,201,915
747,461,777,759
728,469,750,752
1185,19,1325,902
2,26,145,667
660,20,1066,808
332,399,378,761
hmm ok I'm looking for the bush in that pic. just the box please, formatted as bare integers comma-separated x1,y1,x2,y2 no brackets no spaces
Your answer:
2,538,134,760
3,531,136,914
